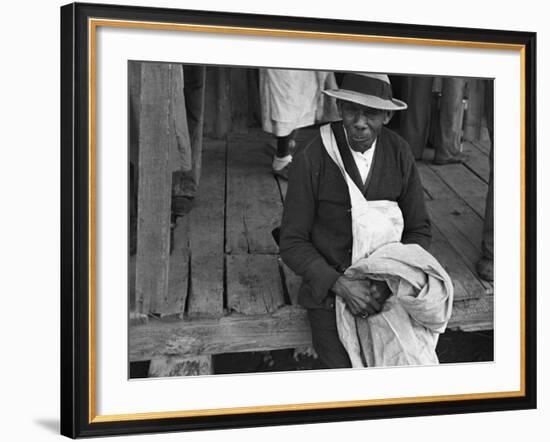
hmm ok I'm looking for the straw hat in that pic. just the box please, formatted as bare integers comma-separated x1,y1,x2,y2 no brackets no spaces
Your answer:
323,73,407,111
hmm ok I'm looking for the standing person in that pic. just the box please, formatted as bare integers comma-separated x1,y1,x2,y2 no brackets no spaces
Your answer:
393,75,435,160
433,77,468,164
259,68,339,179
171,64,206,217
279,73,433,368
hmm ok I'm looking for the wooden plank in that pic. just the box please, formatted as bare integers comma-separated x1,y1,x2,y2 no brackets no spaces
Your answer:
427,199,492,294
230,67,249,134
280,259,302,306
129,296,493,362
129,305,312,360
226,254,285,315
135,63,174,314
419,140,490,217
430,226,488,300
159,215,190,317
226,140,282,254
447,295,493,331
464,196,487,219
187,141,226,318
430,199,484,254
428,161,488,200
417,161,455,200
148,355,213,377
462,141,490,183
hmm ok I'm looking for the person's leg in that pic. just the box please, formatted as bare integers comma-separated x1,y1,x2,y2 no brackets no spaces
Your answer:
397,76,434,160
172,65,206,216
477,80,494,281
434,77,467,164
307,308,352,369
272,130,296,179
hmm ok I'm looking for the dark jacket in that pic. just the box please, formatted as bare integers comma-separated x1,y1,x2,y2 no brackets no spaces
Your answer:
279,121,431,309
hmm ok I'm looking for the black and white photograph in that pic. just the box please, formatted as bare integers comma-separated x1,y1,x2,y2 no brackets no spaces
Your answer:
128,62,495,378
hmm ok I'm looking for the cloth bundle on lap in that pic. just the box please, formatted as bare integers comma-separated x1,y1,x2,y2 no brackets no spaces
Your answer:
320,124,453,368
338,242,453,367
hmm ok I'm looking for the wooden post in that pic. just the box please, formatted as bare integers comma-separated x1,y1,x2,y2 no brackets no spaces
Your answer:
135,63,175,314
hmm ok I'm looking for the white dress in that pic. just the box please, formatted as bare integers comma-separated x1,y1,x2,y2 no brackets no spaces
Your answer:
259,69,339,137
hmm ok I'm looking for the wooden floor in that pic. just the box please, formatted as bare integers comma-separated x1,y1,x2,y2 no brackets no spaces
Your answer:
129,128,494,362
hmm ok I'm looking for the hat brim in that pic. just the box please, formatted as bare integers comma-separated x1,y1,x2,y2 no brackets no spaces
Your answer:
323,89,408,111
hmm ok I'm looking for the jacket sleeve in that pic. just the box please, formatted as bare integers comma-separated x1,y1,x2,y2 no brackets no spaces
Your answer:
279,148,341,304
398,145,432,250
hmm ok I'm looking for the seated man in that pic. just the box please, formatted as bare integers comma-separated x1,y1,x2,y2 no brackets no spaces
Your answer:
279,73,431,369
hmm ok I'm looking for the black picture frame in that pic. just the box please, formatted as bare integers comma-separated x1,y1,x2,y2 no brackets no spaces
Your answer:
60,2,537,438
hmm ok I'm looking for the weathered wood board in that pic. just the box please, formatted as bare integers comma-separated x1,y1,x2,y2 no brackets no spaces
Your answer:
226,140,282,254
427,199,492,294
159,215,190,317
135,63,175,314
148,355,213,377
429,161,488,200
463,195,487,219
226,254,285,315
430,225,489,300
447,295,494,331
417,161,456,200
187,141,226,318
130,306,312,360
129,296,493,361
462,141,490,184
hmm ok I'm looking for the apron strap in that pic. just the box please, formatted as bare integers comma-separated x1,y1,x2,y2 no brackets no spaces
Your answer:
320,124,367,207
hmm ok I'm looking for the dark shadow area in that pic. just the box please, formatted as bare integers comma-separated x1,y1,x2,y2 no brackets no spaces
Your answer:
129,360,151,379
437,329,494,363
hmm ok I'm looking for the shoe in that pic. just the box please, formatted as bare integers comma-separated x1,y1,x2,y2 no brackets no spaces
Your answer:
272,163,291,180
434,153,467,165
476,257,494,282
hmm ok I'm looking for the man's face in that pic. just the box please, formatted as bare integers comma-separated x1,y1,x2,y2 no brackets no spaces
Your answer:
339,101,392,152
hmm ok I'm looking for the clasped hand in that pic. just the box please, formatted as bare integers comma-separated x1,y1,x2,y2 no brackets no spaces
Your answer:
332,275,391,318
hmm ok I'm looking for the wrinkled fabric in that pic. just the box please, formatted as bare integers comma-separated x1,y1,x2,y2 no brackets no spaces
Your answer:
260,69,339,136
344,243,454,367
320,124,453,368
